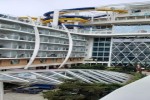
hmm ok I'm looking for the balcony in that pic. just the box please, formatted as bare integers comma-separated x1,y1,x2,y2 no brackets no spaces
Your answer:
0,14,32,24
89,15,150,25
0,23,34,34
70,29,112,35
0,33,35,42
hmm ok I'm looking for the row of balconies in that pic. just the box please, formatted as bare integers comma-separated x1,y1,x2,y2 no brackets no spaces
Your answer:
69,29,112,34
0,35,87,47
37,52,67,58
72,47,86,52
0,14,31,24
0,50,85,58
0,51,32,58
39,46,69,51
0,44,69,51
0,33,35,41
0,23,34,33
39,29,68,38
0,51,67,58
73,41,86,46
90,15,150,24
71,35,86,41
40,37,69,44
0,44,34,50
71,53,85,57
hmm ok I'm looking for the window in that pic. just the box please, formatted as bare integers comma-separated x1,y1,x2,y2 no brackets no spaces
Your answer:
52,58,57,62
100,38,105,41
92,53,97,56
93,47,98,51
94,38,99,41
92,38,111,61
97,58,103,61
40,59,47,63
104,53,109,56
10,60,20,64
99,43,104,46
98,53,103,56
105,48,110,51
27,59,29,63
105,43,110,46
104,58,109,61
106,38,111,41
99,48,104,51
94,43,98,46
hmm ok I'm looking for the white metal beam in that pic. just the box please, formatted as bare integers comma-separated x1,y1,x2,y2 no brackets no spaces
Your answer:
0,82,3,100
30,72,62,84
78,70,105,83
94,71,121,83
66,70,92,83
88,70,109,83
58,24,73,68
1,74,29,83
24,17,40,69
50,71,72,79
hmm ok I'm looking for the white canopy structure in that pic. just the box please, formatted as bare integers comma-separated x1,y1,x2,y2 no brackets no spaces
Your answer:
0,69,129,100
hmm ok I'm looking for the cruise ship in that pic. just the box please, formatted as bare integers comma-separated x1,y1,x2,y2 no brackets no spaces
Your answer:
0,1,150,70
1,1,150,100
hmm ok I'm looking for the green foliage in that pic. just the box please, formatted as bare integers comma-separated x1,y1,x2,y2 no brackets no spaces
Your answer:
43,80,122,100
106,66,136,73
145,66,150,71
70,64,137,73
126,73,146,84
70,64,106,70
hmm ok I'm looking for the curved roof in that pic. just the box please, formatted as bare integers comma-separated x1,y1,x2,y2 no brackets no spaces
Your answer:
0,69,129,85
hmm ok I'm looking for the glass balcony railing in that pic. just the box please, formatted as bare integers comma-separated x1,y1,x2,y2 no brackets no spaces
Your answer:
0,51,32,58
69,29,112,35
0,14,32,24
90,15,150,24
0,33,35,42
0,23,34,33
114,25,150,33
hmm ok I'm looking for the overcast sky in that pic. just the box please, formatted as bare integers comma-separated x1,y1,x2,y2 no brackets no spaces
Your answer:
0,0,149,17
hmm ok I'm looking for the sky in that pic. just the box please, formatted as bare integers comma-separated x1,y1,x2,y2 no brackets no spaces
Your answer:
0,0,149,17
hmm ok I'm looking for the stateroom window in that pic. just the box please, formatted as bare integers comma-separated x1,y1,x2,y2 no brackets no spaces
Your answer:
10,59,20,64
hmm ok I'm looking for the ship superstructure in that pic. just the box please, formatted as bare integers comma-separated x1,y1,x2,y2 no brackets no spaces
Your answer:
0,1,150,70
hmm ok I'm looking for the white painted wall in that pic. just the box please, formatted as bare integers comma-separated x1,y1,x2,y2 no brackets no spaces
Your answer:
85,37,94,59
52,10,59,27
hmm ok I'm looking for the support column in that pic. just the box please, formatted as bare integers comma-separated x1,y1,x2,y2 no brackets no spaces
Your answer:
85,37,93,59
52,10,59,27
46,66,49,70
74,21,79,32
0,82,4,100
24,17,40,69
58,24,73,69
74,11,79,32
108,37,113,67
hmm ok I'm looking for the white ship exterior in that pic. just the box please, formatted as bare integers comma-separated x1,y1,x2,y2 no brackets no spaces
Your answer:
0,1,150,70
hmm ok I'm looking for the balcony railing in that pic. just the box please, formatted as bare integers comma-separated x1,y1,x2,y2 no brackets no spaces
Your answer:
0,14,32,24
69,29,112,35
0,23,34,33
90,15,150,24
